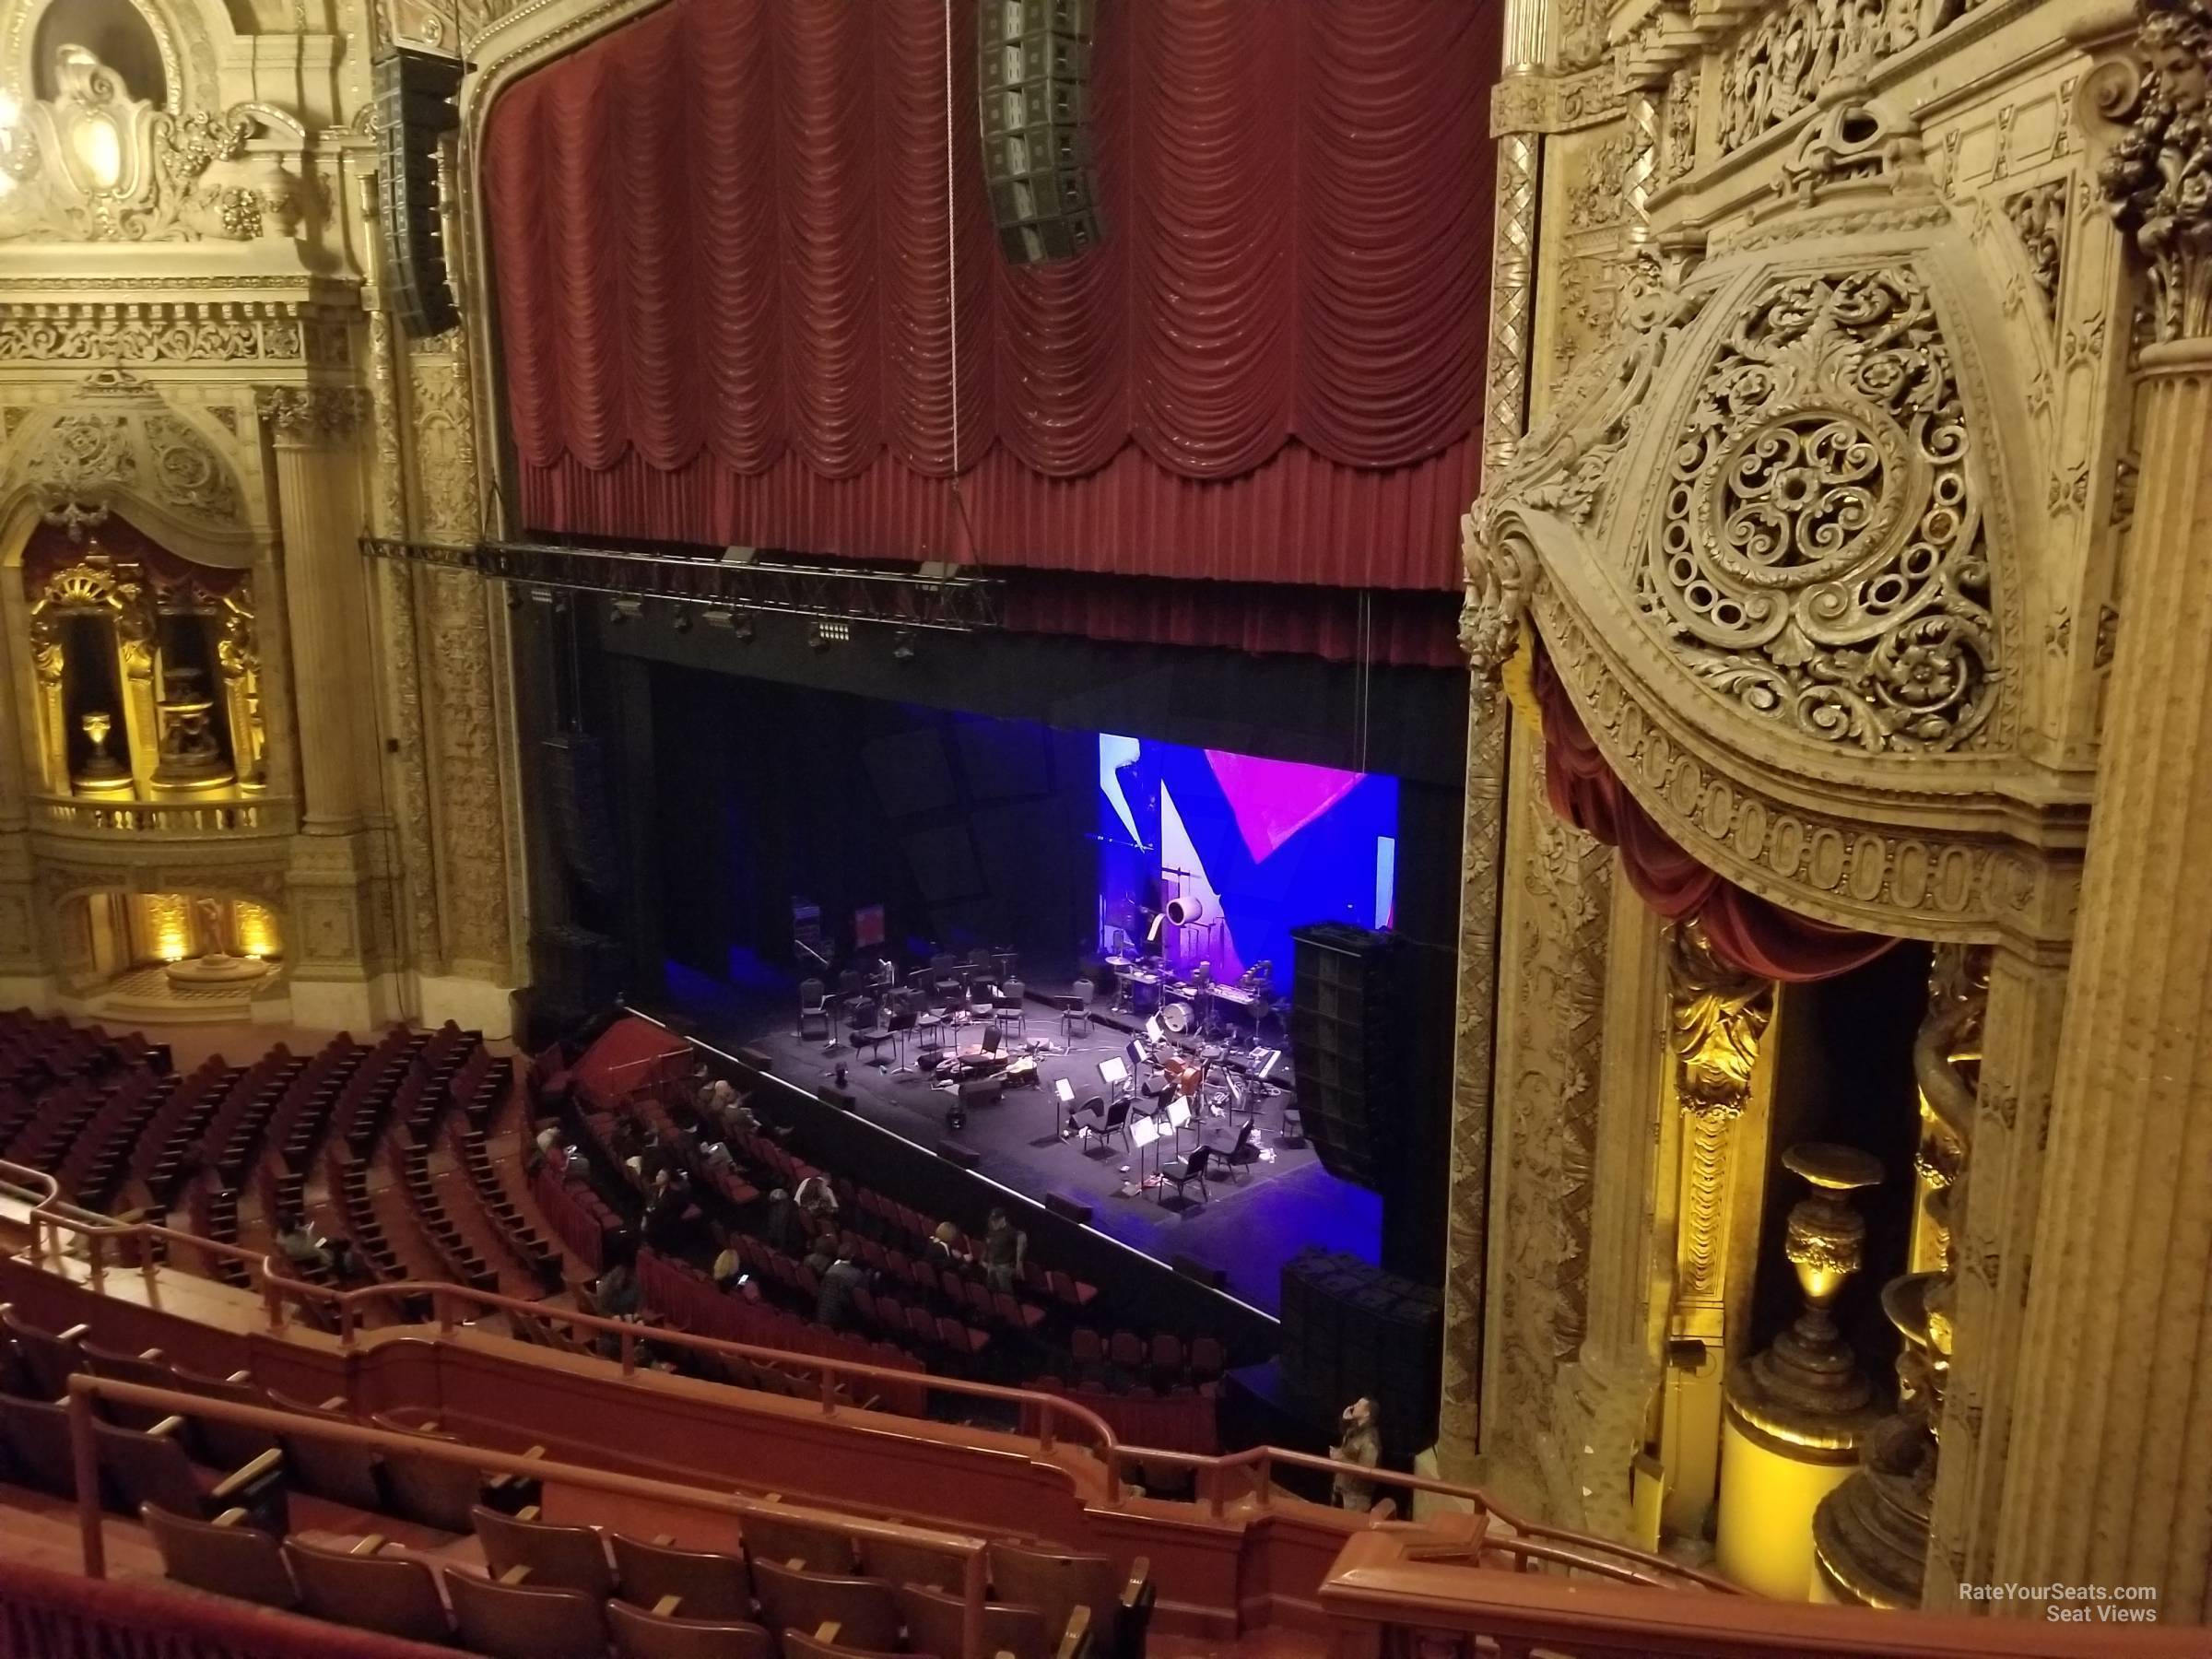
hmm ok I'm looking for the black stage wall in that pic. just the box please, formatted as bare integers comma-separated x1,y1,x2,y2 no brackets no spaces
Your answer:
511,601,1470,1288
652,673,1095,983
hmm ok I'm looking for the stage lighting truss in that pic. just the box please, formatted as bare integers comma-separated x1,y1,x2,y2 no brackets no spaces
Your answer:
360,536,1003,634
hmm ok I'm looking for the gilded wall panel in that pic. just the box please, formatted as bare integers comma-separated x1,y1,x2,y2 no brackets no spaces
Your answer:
1479,734,1612,1505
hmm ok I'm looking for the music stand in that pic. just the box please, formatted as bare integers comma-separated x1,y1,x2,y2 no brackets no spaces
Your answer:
1097,1053,1130,1103
1128,1112,1162,1188
1165,1095,1197,1150
1053,1076,1077,1138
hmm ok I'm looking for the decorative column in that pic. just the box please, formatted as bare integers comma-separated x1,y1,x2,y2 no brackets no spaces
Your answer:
365,309,448,982
1470,732,1614,1515
1554,885,1668,1540
258,384,398,1027
1991,4,2212,1613
1435,0,1544,1477
257,385,376,830
1923,943,2068,1602
1654,923,1774,1543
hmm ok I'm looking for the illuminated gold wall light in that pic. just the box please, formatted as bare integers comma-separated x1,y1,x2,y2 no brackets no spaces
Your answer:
233,899,280,959
135,891,192,962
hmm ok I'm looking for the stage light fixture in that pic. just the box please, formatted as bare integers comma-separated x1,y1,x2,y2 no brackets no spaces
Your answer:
608,597,643,625
891,629,916,662
670,609,694,633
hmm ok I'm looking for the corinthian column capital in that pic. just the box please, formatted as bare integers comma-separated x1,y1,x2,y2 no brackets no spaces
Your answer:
2094,0,2212,343
254,385,371,448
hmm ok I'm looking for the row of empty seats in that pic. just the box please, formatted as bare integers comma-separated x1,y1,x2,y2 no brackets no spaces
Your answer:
147,1500,1117,1659
0,1302,1141,1659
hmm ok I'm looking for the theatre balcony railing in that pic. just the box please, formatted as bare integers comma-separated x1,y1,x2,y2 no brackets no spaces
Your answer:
362,535,1004,632
1315,1527,2206,1658
6,1164,2197,1654
29,793,295,839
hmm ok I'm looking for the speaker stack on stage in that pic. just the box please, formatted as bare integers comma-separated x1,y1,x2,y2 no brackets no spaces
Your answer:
1287,924,1408,1192
977,0,1104,265
1279,1247,1442,1463
373,47,466,336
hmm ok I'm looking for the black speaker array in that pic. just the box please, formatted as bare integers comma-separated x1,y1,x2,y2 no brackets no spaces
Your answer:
1288,924,1407,1192
374,47,466,336
540,734,623,899
977,0,1104,265
1278,1247,1442,1462
529,924,626,1023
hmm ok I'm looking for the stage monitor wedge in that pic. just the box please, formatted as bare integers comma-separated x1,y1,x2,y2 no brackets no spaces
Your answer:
977,0,1104,265
374,47,466,337
1288,922,1409,1193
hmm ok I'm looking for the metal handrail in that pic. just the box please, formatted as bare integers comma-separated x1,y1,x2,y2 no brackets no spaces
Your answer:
64,1374,994,1659
4,1157,1725,1593
7,1160,1122,1491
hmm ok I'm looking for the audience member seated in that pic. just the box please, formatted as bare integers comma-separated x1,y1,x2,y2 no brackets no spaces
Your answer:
816,1246,867,1332
793,1173,837,1220
271,1213,329,1275
762,1189,798,1253
982,1208,1025,1295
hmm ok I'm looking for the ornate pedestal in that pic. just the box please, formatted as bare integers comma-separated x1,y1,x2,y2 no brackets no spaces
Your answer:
1716,1143,1885,1598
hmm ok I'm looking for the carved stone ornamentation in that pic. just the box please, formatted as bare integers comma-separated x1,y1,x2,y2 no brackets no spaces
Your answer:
1671,922,1774,1312
6,370,248,547
1716,0,1938,155
253,386,371,446
1460,508,1530,681
422,571,511,970
1478,275,1713,547
1488,65,1623,135
0,304,348,367
1568,132,1631,232
1485,751,1614,1494
0,49,300,243
1665,68,1700,182
2004,182,2069,319
1636,268,1999,754
2094,0,2212,342
407,341,481,541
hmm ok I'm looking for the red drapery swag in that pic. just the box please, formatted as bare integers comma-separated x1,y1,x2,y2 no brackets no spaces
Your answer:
1532,650,1894,982
483,0,1495,596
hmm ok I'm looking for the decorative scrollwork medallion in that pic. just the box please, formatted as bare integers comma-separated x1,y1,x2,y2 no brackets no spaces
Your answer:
1637,269,1997,754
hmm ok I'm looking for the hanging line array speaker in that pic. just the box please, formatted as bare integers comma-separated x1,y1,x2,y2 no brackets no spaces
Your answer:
977,0,1104,265
374,47,467,336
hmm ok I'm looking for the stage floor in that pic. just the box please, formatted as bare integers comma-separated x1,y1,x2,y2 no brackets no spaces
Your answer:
656,968,1380,1315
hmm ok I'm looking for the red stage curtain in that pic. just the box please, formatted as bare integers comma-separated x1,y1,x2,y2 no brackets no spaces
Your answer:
1532,650,1893,982
483,0,1494,599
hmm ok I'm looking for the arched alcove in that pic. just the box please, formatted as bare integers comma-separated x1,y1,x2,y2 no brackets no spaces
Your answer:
29,0,164,103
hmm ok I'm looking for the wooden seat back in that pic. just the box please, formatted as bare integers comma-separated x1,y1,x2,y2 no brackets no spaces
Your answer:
899,1581,1055,1659
285,1535,452,1645
445,1567,610,1659
606,1599,777,1659
750,1559,901,1652
613,1532,754,1622
143,1502,297,1610
742,1509,858,1574
473,1502,615,1597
